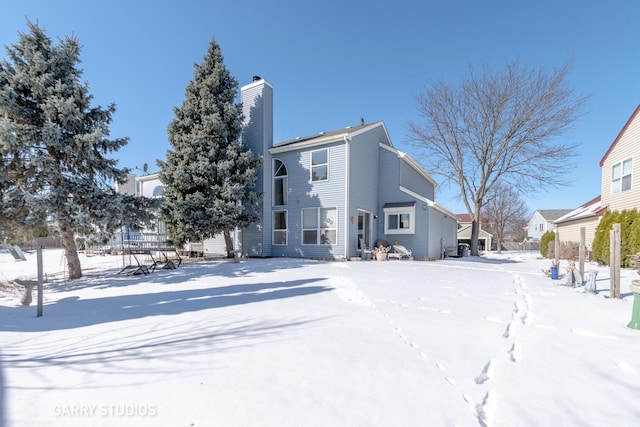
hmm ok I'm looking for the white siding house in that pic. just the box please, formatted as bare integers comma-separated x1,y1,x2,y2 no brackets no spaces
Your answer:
527,209,572,240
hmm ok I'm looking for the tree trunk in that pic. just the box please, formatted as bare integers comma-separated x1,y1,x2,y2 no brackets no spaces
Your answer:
470,220,480,256
61,228,82,279
223,230,234,258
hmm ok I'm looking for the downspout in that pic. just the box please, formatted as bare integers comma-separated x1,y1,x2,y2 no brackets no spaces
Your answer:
344,135,351,260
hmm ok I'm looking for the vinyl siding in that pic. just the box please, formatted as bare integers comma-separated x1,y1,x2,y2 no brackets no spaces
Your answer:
346,132,381,257
377,147,432,258
267,142,347,259
241,80,273,256
428,208,458,259
601,112,640,212
400,159,435,200
556,217,601,245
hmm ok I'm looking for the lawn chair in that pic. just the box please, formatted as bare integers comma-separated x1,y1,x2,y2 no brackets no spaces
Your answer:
388,245,413,260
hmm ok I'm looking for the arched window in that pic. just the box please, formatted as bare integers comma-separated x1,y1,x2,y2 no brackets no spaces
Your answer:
152,185,164,197
273,159,287,206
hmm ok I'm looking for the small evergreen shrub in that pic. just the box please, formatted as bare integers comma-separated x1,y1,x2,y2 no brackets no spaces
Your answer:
592,209,640,266
540,231,555,258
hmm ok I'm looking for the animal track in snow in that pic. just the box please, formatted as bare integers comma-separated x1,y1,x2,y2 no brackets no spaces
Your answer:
503,318,518,338
476,390,497,427
435,362,446,371
509,342,522,363
475,359,496,384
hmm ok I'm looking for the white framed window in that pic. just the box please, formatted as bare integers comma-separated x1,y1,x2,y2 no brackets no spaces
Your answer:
273,159,288,206
311,149,328,182
273,210,287,245
302,207,337,245
152,185,164,198
384,203,416,234
611,158,632,194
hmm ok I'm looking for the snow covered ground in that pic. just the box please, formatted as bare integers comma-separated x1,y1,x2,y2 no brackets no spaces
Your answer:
1,248,640,427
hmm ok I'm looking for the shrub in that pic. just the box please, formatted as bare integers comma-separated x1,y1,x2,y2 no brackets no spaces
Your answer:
592,209,640,266
559,241,580,260
540,231,555,258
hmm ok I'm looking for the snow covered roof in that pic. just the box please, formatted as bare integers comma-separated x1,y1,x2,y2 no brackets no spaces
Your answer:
533,209,574,222
554,195,605,224
272,121,389,150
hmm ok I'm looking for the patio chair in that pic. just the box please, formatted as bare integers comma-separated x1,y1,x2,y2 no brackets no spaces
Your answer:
388,245,413,260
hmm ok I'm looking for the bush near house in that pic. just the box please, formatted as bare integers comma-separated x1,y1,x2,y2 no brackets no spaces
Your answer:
592,209,640,267
540,231,555,258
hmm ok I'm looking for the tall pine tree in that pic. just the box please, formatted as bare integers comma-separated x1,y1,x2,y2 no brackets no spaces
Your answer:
0,22,156,279
159,38,260,256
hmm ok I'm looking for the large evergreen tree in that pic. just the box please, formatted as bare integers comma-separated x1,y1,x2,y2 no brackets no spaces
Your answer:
159,38,260,256
0,22,156,279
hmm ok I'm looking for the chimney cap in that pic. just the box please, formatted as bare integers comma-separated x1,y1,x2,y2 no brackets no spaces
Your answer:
252,75,262,82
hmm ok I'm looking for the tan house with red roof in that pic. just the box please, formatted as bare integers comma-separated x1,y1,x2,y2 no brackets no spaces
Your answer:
455,213,493,251
556,104,640,245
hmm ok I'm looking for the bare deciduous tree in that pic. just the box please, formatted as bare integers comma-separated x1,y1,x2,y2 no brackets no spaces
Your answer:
482,181,529,253
408,61,588,256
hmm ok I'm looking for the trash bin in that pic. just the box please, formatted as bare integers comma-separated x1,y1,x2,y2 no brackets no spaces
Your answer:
550,266,558,280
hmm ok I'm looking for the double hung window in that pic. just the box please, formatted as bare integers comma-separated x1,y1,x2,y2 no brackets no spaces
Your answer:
302,207,337,245
611,158,632,194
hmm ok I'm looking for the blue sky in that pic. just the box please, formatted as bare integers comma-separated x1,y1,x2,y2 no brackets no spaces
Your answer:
2,0,639,215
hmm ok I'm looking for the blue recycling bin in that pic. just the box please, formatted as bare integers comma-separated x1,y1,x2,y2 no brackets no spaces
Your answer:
551,266,558,280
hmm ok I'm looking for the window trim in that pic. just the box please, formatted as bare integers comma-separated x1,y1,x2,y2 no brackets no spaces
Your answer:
272,210,288,246
273,159,288,206
611,157,632,194
310,149,328,182
302,207,338,245
384,204,416,235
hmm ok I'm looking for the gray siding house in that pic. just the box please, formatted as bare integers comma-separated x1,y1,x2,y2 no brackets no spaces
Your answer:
240,77,457,260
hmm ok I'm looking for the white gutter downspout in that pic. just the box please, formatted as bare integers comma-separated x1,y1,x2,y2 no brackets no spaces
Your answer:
344,135,351,260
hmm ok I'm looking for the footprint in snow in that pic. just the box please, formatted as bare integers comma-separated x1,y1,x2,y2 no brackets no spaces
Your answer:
503,318,518,338
475,359,496,384
436,362,446,371
462,392,474,406
445,376,456,386
514,300,525,315
509,341,522,363
476,390,497,427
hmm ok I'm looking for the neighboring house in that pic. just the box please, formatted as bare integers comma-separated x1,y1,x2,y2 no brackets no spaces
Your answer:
599,104,640,213
240,77,458,260
555,103,640,246
527,209,572,240
556,105,640,247
455,213,492,251
554,196,604,249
